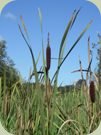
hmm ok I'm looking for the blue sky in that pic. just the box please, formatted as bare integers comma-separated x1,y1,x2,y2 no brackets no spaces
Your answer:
0,0,101,85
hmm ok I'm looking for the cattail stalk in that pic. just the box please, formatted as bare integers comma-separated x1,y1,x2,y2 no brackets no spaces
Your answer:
89,81,96,132
45,33,52,134
89,81,95,103
46,33,51,76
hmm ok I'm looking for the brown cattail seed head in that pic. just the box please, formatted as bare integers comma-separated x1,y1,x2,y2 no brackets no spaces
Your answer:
46,33,51,72
89,81,95,103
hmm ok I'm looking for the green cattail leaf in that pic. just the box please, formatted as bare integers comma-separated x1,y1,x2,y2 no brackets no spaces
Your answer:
38,8,47,82
30,51,41,79
38,8,43,33
20,16,29,40
58,9,81,64
55,9,81,86
79,56,84,80
58,10,75,63
18,24,38,84
88,36,91,66
51,20,92,83
70,8,81,29
36,51,41,65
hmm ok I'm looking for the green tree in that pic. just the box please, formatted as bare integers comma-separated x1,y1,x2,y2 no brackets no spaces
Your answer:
0,40,7,77
96,34,101,84
93,34,101,84
0,40,19,88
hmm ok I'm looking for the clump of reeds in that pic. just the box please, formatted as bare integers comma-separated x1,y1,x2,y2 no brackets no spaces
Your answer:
89,81,95,103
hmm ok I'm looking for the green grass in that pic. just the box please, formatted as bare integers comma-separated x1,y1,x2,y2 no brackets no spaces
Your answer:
0,78,101,135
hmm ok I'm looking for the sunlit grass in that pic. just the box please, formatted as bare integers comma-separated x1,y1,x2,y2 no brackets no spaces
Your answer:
0,79,100,134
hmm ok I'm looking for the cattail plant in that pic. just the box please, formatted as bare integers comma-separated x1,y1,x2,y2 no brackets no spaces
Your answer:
89,81,95,103
46,33,51,76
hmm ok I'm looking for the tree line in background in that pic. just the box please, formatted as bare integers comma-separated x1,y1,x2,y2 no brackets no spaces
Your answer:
0,40,19,89
96,33,101,84
0,34,101,89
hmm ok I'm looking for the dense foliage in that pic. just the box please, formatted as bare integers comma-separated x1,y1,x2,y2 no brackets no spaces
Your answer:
96,34,101,84
0,40,19,88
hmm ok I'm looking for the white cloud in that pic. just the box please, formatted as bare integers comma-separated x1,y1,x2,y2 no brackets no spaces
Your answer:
4,12,16,21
